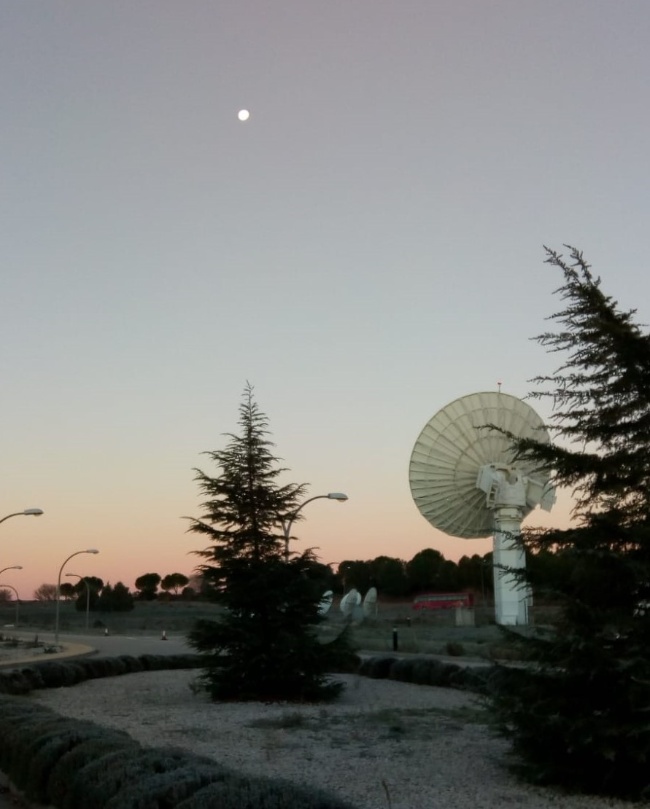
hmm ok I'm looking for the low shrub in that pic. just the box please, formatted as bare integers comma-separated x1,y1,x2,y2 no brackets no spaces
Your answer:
0,715,66,777
61,747,144,809
63,747,209,808
16,666,45,690
18,721,129,803
358,654,498,694
0,693,360,809
139,653,170,671
78,657,115,679
358,656,396,679
388,658,415,683
0,669,34,695
116,655,145,673
0,653,206,696
34,661,79,689
102,760,231,808
445,641,465,656
49,737,141,809
175,773,359,809
410,658,445,686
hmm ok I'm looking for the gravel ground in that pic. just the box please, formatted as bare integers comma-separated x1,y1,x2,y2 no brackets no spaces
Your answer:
32,670,648,809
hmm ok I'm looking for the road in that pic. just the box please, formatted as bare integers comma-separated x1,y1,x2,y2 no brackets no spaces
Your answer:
57,630,195,658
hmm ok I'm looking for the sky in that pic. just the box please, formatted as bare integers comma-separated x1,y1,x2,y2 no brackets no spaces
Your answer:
2,1,650,600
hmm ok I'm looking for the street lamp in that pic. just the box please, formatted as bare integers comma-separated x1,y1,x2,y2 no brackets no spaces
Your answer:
55,549,99,645
0,508,43,525
66,572,92,631
0,583,20,627
0,566,22,578
281,493,348,562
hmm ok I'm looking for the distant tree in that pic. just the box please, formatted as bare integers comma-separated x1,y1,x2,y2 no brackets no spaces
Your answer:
406,548,447,593
0,589,12,604
58,582,76,600
487,246,650,800
134,573,161,601
185,574,210,600
440,559,460,591
161,573,189,596
112,581,135,611
456,553,493,595
97,583,113,611
338,560,372,593
301,559,338,591
369,556,409,598
97,582,134,612
33,583,57,601
73,576,103,612
187,574,203,592
186,383,353,702
525,547,573,599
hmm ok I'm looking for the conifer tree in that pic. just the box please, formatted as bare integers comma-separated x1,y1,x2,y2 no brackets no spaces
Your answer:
186,383,352,702
489,246,650,800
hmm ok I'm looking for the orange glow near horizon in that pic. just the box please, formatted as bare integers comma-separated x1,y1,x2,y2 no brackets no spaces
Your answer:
0,487,576,602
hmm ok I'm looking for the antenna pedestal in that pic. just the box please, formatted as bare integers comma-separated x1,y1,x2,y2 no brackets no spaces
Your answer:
492,507,529,626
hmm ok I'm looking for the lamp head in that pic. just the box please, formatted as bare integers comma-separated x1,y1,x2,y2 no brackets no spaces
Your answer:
85,549,100,554
23,509,43,516
327,492,348,501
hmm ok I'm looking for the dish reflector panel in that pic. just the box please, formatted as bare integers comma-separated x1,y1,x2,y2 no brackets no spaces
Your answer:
409,392,551,539
340,588,361,617
318,590,334,616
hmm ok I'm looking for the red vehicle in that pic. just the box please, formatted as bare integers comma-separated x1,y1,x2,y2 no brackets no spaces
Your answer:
412,592,474,611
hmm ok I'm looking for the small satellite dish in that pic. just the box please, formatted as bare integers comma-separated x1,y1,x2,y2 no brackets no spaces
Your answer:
340,588,361,617
362,587,378,618
318,590,333,616
409,391,555,626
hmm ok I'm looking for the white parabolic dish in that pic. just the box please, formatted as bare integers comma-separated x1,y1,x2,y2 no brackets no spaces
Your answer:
318,590,334,616
409,392,552,539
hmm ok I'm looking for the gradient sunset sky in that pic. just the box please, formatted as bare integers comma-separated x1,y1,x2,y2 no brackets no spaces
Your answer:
2,1,649,599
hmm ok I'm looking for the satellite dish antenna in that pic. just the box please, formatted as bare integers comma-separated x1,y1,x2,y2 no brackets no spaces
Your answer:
362,587,378,619
409,391,555,626
318,590,333,616
340,588,361,618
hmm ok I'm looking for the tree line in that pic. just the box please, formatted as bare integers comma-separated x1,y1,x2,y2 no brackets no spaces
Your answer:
335,546,572,601
17,548,575,609
336,549,492,599
24,571,193,611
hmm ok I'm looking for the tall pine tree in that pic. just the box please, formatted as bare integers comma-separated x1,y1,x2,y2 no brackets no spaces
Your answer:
489,246,650,799
187,383,352,702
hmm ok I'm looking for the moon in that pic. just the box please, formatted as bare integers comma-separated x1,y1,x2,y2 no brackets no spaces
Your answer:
237,109,250,122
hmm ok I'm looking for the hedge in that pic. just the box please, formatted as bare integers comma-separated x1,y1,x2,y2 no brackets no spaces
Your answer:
0,653,205,696
0,696,358,809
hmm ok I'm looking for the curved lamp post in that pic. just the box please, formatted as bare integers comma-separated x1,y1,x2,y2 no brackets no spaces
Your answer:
0,508,43,526
66,572,92,631
0,583,20,627
55,549,99,644
281,493,348,562
0,566,22,578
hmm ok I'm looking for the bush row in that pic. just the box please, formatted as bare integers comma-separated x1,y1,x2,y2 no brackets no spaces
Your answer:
358,655,513,695
0,695,358,809
0,653,205,695
0,653,508,697
0,651,505,698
